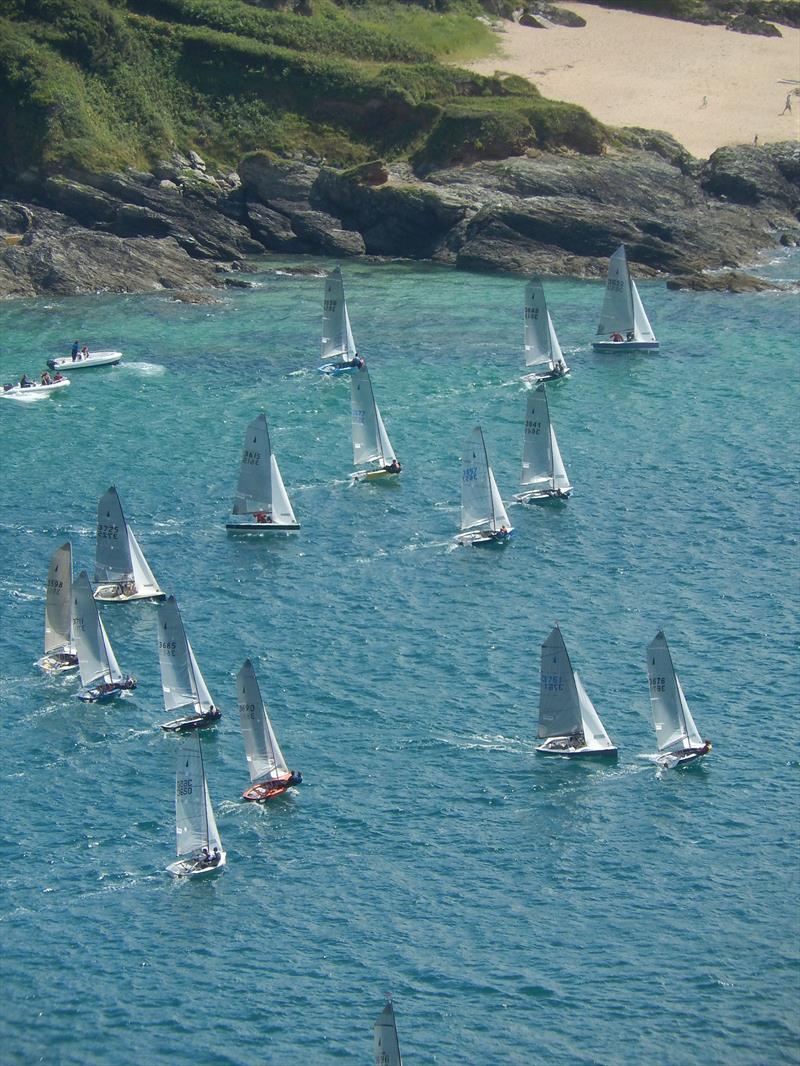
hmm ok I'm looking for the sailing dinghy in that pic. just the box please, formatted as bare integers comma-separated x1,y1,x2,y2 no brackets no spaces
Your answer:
37,542,79,674
158,597,222,732
72,571,137,702
237,659,302,801
374,997,403,1066
456,426,513,546
522,278,570,383
48,350,122,371
515,385,572,503
319,267,362,375
225,413,300,532
592,245,659,352
93,486,165,602
536,625,617,757
351,363,401,481
645,630,711,768
166,733,226,878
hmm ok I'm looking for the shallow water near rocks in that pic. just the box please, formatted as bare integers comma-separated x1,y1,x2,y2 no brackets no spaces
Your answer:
1,254,798,1064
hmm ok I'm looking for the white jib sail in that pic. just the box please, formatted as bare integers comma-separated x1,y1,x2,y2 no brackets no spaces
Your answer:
488,467,510,529
538,625,582,739
575,672,614,750
646,631,702,753
374,999,403,1066
321,266,356,362
351,365,395,467
550,426,572,494
524,278,565,372
128,528,162,597
158,597,214,714
631,278,657,342
521,386,553,491
175,733,222,858
44,542,74,655
95,486,133,584
72,571,123,688
269,454,298,525
595,245,634,339
233,413,271,515
237,659,289,784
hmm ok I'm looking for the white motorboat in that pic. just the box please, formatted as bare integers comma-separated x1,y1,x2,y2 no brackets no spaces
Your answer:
48,350,122,370
1,377,70,400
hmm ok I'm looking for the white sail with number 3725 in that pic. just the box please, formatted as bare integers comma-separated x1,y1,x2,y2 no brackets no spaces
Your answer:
93,486,165,602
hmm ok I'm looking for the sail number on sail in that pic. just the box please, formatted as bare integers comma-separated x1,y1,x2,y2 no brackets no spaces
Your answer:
608,278,624,292
177,776,193,796
649,675,666,693
47,576,64,593
525,306,540,321
242,450,261,466
240,702,257,719
542,673,565,691
159,640,177,656
525,419,543,436
97,524,120,539
463,466,478,482
352,408,366,425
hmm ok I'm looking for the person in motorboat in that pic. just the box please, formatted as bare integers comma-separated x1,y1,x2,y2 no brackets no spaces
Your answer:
384,458,402,474
41,371,52,385
19,373,35,388
80,345,90,360
71,341,80,361
53,371,65,382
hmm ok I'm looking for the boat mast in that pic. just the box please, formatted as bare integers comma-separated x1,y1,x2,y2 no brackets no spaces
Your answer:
543,387,555,490
370,378,384,468
478,427,496,530
663,634,691,749
198,736,210,851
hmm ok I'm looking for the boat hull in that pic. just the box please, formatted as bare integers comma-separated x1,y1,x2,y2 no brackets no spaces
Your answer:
94,583,166,603
77,679,136,703
522,369,570,384
318,363,356,376
514,489,571,504
1,379,70,399
536,741,618,758
161,710,221,733
48,351,122,370
166,852,227,878
455,528,514,547
242,772,302,802
592,340,659,352
225,522,300,533
37,653,79,675
352,469,401,482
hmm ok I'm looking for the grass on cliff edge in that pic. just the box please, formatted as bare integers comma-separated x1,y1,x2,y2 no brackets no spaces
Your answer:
0,0,603,178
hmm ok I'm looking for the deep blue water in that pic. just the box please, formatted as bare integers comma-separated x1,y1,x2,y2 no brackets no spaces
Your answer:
1,253,798,1065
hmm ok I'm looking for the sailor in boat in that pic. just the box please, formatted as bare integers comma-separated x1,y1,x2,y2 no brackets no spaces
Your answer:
330,352,366,372
384,458,402,474
254,511,274,524
114,579,137,598
87,676,137,701
611,332,624,343
196,846,222,869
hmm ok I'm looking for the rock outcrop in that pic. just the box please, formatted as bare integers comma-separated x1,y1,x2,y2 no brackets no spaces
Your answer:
0,140,797,297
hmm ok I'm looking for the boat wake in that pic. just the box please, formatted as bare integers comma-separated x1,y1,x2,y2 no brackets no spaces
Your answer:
123,362,165,375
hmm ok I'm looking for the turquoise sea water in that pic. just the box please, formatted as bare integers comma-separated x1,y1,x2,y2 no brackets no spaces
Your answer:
1,254,798,1065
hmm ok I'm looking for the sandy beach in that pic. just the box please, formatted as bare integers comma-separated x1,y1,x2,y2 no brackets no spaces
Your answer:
464,4,800,158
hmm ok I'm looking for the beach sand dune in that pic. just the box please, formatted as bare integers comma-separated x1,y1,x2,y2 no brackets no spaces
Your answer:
464,4,800,158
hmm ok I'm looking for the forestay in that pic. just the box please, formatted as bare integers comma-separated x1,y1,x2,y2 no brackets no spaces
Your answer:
72,571,123,688
524,278,565,372
175,733,222,858
158,596,214,714
374,999,403,1066
538,625,582,739
351,365,396,467
321,266,356,362
461,426,510,533
44,542,75,655
232,414,297,524
646,631,703,753
237,659,289,785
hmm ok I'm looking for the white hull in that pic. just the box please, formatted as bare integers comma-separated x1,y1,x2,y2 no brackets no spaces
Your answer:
352,469,401,483
514,488,571,503
455,528,513,547
522,368,570,385
225,521,299,533
161,709,221,732
318,363,356,376
94,582,166,603
536,739,618,758
36,653,79,675
2,379,70,400
77,680,135,703
592,340,659,352
167,851,227,878
48,351,122,370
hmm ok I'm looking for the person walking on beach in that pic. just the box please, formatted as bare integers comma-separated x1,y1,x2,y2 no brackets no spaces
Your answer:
781,93,792,115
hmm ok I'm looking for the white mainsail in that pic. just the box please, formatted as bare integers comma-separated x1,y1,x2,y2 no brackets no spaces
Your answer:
44,542,75,656
95,486,162,595
461,426,509,533
524,278,566,373
351,365,396,468
232,413,297,524
646,631,703,753
520,386,570,495
72,570,123,688
157,597,215,715
321,266,356,362
538,625,582,739
595,245,656,343
374,998,403,1066
237,659,290,785
175,733,222,859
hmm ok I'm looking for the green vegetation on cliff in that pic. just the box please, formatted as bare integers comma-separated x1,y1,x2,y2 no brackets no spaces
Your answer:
0,0,605,178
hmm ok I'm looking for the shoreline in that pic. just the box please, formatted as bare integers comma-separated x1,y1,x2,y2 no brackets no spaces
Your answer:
463,5,800,159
